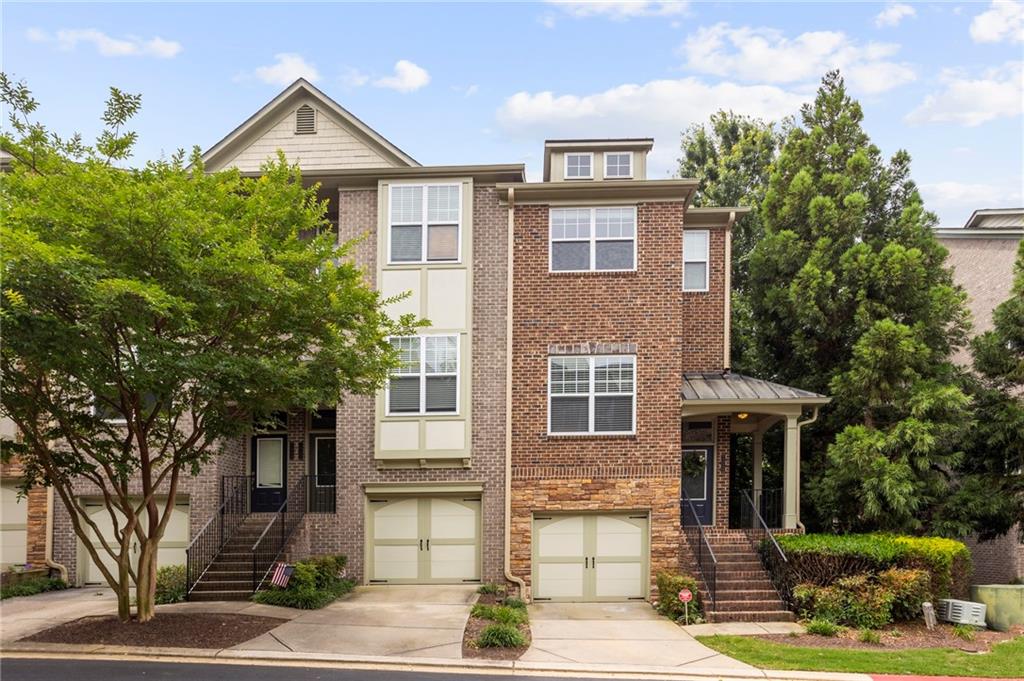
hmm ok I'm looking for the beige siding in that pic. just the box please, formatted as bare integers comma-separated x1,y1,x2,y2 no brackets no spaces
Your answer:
223,103,400,172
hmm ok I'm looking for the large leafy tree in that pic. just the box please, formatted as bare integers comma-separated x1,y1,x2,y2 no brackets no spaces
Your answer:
747,71,971,533
0,78,418,622
678,112,783,371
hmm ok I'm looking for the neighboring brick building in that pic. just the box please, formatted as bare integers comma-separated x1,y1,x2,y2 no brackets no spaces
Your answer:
936,208,1024,584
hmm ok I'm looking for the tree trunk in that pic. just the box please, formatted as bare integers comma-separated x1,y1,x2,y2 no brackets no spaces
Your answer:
135,540,158,623
116,559,132,623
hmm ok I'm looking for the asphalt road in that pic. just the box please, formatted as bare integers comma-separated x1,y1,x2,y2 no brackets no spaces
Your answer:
1,658,578,681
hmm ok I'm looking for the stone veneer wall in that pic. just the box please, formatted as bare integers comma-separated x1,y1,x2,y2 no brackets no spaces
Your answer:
1,459,49,566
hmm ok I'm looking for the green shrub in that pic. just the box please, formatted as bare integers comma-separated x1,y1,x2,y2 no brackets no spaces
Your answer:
0,577,67,600
805,618,843,637
877,567,930,620
477,623,526,648
502,596,526,610
655,572,703,621
952,624,976,641
477,583,506,595
154,565,186,605
472,603,528,625
858,628,881,644
251,554,354,609
892,536,971,599
793,575,893,629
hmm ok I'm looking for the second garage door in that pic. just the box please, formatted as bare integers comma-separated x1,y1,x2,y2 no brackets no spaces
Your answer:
80,498,190,585
533,513,649,602
368,496,480,584
1,482,28,567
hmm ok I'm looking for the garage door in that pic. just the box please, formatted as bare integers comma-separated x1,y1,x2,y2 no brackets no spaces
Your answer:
1,483,28,567
81,498,189,585
368,496,480,584
533,513,648,601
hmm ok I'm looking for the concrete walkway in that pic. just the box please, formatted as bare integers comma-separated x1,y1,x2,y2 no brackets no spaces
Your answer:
0,587,117,644
521,602,756,670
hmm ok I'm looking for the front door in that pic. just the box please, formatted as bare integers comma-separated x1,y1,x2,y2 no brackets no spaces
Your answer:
682,446,714,525
252,435,286,512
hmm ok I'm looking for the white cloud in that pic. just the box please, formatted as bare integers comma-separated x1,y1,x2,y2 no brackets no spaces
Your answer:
538,13,557,29
906,62,1023,126
547,1,688,20
680,23,915,94
252,53,320,86
921,179,1024,226
27,27,181,58
875,3,916,27
373,60,430,93
340,66,369,87
497,77,806,176
970,1,1024,43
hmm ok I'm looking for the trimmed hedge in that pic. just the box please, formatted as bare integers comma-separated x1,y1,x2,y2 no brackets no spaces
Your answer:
655,572,704,622
251,554,354,609
771,534,971,600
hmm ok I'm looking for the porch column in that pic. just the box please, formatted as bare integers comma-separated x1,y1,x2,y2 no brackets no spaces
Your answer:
783,414,800,529
751,431,763,528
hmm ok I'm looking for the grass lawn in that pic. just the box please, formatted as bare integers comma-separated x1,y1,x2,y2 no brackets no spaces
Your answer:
697,634,1024,678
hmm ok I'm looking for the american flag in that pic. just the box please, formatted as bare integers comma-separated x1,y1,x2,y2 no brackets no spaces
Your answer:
270,562,294,588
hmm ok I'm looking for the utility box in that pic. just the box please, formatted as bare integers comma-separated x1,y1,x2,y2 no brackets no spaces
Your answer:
935,598,987,627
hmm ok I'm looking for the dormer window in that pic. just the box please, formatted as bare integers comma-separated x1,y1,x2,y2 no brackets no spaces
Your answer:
295,104,316,135
565,152,593,179
604,152,632,179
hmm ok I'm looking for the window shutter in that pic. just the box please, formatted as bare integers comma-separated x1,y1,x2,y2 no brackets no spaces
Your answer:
594,395,632,432
295,105,316,134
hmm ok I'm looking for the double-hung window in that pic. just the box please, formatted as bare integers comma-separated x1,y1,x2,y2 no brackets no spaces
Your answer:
564,152,593,179
389,184,460,263
549,355,635,434
550,207,636,272
683,230,709,291
387,335,459,414
604,152,632,178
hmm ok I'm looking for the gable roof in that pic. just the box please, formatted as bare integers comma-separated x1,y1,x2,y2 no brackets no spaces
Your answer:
201,78,419,170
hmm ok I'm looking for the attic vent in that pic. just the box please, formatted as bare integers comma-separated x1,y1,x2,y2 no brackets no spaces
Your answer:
295,105,316,135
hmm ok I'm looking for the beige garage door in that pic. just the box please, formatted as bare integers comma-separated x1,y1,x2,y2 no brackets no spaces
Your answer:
1,483,28,567
533,513,649,602
368,496,480,584
81,498,189,585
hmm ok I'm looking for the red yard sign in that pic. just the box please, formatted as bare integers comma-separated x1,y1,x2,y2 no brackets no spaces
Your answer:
678,588,693,603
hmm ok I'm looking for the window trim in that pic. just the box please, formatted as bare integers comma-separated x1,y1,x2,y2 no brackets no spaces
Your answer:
683,229,710,292
563,152,594,180
386,182,463,265
549,206,638,273
547,354,637,436
385,333,461,416
603,152,633,179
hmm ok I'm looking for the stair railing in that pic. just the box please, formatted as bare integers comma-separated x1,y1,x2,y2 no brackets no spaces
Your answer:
680,490,717,607
739,488,791,605
250,475,308,592
185,475,252,597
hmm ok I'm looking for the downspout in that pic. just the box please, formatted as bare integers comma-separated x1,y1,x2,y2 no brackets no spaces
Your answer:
44,487,69,582
723,211,736,371
503,187,527,597
794,406,820,532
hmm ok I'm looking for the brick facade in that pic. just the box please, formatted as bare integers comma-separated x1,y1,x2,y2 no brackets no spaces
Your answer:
963,529,1024,585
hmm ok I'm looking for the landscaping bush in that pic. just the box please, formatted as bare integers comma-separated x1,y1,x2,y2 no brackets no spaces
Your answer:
892,536,971,599
471,603,528,626
154,565,186,605
793,575,894,629
503,596,526,610
0,577,66,600
477,623,527,648
858,628,881,644
251,554,353,609
655,572,703,622
477,583,506,595
877,567,930,621
804,618,844,637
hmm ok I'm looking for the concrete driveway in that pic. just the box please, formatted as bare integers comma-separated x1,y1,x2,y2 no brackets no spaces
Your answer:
521,602,756,670
0,586,117,644
231,585,477,660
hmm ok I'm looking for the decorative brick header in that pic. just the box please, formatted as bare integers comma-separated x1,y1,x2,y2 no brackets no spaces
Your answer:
547,341,638,355
512,464,681,480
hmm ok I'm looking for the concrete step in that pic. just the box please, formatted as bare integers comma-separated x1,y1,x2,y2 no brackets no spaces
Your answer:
708,610,796,623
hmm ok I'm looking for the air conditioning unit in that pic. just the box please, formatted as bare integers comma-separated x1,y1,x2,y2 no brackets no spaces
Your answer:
935,599,987,627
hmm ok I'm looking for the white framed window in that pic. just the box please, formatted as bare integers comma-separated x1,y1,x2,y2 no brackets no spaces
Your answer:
564,152,593,179
604,152,632,179
550,206,636,272
683,230,709,291
388,183,461,264
548,355,635,435
386,335,459,415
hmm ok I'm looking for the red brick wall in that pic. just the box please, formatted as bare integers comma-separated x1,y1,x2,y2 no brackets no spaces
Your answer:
964,528,1024,584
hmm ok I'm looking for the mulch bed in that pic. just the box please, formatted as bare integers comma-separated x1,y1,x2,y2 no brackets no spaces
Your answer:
461,592,532,661
22,613,287,649
760,623,1024,652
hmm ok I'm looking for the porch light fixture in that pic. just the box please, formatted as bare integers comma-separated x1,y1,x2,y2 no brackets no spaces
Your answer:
736,412,749,420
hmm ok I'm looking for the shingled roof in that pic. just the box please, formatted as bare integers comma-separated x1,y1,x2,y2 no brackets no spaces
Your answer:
681,372,828,403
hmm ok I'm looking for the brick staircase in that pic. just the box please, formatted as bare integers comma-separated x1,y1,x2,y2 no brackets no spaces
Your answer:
188,514,277,601
702,533,794,623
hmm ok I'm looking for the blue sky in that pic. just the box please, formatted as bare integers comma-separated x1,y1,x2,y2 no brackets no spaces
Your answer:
3,1,1022,226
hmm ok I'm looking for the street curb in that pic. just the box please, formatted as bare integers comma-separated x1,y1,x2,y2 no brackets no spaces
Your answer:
0,641,874,681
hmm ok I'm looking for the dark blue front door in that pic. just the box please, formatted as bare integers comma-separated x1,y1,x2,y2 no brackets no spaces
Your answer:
682,446,714,525
251,435,286,512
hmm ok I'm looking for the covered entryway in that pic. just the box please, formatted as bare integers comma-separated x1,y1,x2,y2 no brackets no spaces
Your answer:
1,482,28,567
533,513,648,602
80,497,189,585
367,496,480,584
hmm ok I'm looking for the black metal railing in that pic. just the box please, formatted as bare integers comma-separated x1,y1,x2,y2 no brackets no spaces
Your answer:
251,475,308,592
738,487,783,529
680,491,717,607
740,488,791,604
306,475,336,513
185,475,251,596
